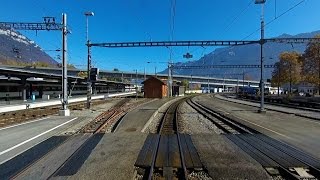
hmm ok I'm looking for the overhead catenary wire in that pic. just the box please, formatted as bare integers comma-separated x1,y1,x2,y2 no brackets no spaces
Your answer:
242,0,306,40
188,1,254,62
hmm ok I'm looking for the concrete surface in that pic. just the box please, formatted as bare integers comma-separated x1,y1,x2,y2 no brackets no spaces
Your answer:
0,116,79,165
115,98,170,133
216,94,320,120
198,95,320,159
192,134,272,180
56,132,148,180
0,99,121,179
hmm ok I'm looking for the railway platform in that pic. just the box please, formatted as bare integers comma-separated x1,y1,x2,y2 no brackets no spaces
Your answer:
0,91,136,113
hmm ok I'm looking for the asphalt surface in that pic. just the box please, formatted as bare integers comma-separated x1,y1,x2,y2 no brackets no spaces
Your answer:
0,116,79,179
0,116,79,164
0,99,120,179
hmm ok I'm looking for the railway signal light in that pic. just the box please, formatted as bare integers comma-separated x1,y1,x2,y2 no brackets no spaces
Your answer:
90,67,99,81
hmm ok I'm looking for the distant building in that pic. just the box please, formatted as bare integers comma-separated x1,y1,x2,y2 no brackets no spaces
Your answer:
282,82,318,96
143,76,168,98
172,82,185,96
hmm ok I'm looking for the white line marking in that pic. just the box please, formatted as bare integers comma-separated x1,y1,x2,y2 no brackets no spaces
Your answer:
0,117,78,156
0,117,51,131
236,116,292,139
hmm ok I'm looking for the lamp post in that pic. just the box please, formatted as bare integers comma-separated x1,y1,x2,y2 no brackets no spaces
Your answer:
255,0,266,113
85,11,94,109
134,69,138,99
147,61,158,77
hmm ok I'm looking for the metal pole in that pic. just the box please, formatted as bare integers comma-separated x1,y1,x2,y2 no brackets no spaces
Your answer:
223,76,225,92
191,75,193,91
144,67,146,80
86,14,92,109
167,63,170,97
243,71,245,96
135,69,138,99
318,48,320,95
237,77,239,95
121,72,124,83
87,41,92,109
277,65,280,96
155,66,157,77
207,75,210,93
59,13,69,116
259,3,266,113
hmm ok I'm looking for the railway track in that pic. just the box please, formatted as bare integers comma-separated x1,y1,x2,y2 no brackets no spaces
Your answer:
135,98,203,180
235,95,320,113
11,98,153,179
187,98,320,180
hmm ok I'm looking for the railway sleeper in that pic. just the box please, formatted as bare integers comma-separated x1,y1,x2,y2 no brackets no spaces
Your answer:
135,134,203,178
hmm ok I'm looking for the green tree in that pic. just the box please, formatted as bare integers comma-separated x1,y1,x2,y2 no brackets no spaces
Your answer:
271,51,302,94
302,35,320,95
181,79,189,89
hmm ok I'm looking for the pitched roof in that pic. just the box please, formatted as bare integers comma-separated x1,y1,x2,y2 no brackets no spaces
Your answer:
142,76,167,85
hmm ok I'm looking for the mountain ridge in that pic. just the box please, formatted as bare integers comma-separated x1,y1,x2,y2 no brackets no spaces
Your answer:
0,27,58,66
160,30,320,80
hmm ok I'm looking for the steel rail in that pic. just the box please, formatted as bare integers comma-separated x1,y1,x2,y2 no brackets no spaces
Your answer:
148,98,188,180
176,102,188,179
190,97,320,179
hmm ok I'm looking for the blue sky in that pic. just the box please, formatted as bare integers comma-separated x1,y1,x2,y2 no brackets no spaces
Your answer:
1,0,319,73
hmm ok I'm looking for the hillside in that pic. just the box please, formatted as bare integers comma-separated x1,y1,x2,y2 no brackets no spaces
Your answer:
0,27,58,66
160,30,320,80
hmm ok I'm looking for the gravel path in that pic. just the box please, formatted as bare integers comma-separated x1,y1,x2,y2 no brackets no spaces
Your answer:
143,97,181,133
179,101,223,134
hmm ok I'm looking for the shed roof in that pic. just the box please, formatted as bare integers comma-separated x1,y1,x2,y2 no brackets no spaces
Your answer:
142,76,167,85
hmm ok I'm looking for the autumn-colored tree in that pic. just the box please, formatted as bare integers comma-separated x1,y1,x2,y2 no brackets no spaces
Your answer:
77,71,87,78
302,35,320,95
271,51,302,94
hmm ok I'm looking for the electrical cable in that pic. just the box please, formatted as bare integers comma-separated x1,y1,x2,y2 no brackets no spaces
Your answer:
242,0,306,40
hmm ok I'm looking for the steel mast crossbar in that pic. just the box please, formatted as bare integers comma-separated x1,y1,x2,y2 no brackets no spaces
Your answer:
265,38,320,44
0,22,62,31
89,40,259,47
172,64,275,69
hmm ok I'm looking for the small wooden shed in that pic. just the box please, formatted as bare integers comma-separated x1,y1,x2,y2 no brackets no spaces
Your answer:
143,76,168,98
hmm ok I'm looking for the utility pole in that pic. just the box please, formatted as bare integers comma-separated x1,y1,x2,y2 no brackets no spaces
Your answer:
168,62,173,97
236,77,239,95
207,75,210,93
277,64,280,96
60,13,70,116
243,71,245,95
0,15,69,116
256,0,266,113
135,69,138,99
155,66,157,77
318,48,320,95
85,11,94,109
223,76,225,92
